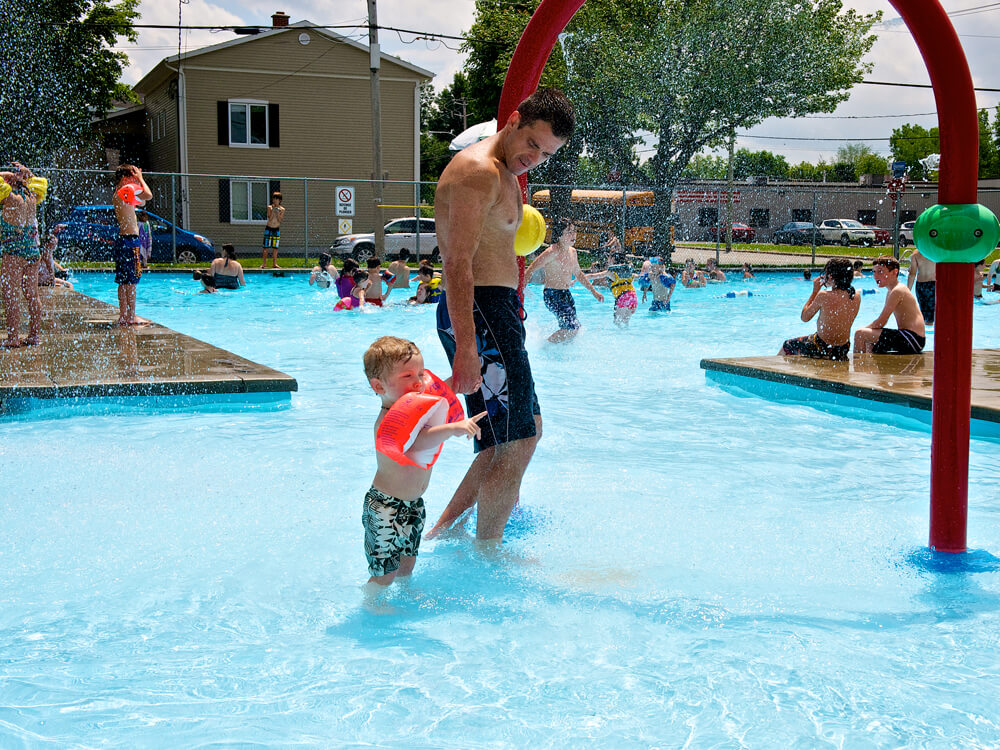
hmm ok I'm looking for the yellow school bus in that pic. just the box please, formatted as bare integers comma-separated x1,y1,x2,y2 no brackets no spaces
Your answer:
530,188,657,254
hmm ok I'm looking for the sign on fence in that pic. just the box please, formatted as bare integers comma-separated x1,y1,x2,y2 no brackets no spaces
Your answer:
338,218,353,235
336,186,355,217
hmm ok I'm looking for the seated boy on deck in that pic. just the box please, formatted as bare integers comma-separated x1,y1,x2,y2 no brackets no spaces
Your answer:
362,336,485,589
853,256,926,355
780,257,861,361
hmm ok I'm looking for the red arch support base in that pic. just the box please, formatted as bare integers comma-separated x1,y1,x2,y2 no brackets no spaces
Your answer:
498,0,979,552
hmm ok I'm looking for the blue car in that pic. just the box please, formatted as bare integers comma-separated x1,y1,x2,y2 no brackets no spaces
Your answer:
51,205,215,263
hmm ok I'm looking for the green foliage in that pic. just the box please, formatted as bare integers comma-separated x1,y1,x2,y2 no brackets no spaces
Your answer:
682,154,728,179
732,149,790,179
855,152,888,177
889,123,939,181
978,109,999,179
0,0,139,164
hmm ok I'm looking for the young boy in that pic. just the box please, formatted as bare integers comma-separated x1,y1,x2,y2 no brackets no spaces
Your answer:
780,257,861,361
261,191,284,269
364,256,396,306
363,336,485,587
410,263,442,304
524,218,603,342
646,257,675,312
112,164,152,326
854,256,926,354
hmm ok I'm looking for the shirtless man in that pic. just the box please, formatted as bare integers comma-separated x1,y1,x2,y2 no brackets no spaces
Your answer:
780,257,861,361
427,88,575,541
112,164,153,326
524,218,603,342
854,256,926,354
387,249,412,291
906,246,936,325
705,257,726,282
261,191,285,268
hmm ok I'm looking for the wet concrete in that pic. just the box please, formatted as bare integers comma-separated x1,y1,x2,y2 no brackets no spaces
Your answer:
702,351,1000,423
0,287,297,401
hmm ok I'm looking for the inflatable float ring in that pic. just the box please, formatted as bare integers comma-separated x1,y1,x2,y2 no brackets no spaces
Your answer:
376,369,465,469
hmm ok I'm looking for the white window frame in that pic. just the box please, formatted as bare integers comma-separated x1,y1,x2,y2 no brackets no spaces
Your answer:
228,99,270,148
230,179,270,224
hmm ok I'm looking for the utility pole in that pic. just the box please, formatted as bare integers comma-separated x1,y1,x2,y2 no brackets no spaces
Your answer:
368,0,385,258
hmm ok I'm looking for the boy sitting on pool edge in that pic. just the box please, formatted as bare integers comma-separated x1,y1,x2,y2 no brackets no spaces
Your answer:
362,336,485,590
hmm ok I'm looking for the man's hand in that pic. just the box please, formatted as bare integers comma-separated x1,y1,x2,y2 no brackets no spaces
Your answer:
451,346,483,394
592,290,604,302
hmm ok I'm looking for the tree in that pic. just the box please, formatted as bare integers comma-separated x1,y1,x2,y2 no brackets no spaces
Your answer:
1,0,139,165
561,0,880,254
978,108,999,179
889,123,939,181
856,152,888,177
682,153,727,179
732,149,790,180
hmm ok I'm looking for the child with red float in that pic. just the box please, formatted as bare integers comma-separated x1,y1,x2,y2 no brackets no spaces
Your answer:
112,165,152,326
362,336,485,590
364,256,397,306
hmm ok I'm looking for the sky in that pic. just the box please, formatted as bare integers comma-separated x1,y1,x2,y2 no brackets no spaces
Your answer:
118,0,1000,165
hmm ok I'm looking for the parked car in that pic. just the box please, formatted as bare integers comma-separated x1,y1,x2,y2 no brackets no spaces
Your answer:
865,225,891,245
897,220,916,246
816,219,877,246
773,221,820,245
52,205,215,263
703,223,755,242
329,217,439,262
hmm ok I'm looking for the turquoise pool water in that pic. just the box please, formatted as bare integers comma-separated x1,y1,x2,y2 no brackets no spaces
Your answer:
2,271,1000,747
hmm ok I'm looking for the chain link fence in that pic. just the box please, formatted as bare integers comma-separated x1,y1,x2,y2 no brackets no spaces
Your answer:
30,168,1000,270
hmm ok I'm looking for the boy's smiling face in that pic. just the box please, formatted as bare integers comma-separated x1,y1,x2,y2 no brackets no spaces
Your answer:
371,353,427,404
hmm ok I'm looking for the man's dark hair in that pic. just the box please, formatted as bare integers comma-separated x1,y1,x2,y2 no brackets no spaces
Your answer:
398,249,411,261
824,257,856,299
517,88,575,141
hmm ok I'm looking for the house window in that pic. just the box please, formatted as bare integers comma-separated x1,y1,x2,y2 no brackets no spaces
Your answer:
900,209,918,223
230,180,270,222
229,101,269,147
748,208,770,228
698,207,718,227
857,210,877,225
791,209,812,223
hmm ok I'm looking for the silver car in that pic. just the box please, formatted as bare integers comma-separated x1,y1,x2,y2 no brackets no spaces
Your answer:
897,220,916,246
329,217,439,262
816,219,877,247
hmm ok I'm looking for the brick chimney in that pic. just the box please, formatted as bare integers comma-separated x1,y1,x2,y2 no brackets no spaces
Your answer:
271,11,290,28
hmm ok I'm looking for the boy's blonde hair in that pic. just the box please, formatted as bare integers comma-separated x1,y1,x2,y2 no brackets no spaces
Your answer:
364,336,420,381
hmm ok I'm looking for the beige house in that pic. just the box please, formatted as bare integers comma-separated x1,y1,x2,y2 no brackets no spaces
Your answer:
132,12,433,255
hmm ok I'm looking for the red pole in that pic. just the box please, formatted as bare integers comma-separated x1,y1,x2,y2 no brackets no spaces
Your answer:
889,0,979,553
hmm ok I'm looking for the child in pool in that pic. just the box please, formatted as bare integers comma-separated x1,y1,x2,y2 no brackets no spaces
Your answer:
309,252,338,288
587,252,637,326
362,336,485,589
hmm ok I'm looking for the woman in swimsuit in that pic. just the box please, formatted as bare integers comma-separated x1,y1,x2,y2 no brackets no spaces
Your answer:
209,243,245,289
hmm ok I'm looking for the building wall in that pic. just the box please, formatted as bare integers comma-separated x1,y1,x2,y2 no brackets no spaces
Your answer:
176,30,426,255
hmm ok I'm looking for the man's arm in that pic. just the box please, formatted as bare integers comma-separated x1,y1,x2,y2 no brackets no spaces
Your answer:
439,168,499,394
800,277,825,322
907,253,918,289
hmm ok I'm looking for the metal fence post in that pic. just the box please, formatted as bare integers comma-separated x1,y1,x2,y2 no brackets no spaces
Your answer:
811,190,817,266
414,180,421,261
303,177,309,267
171,173,177,262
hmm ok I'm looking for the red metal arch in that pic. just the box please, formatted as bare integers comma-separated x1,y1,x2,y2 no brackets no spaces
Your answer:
498,0,978,552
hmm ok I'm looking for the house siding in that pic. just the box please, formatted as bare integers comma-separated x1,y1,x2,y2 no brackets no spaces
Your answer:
174,29,427,255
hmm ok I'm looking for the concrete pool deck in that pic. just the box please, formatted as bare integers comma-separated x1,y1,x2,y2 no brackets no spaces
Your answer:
701,350,1000,425
0,287,297,405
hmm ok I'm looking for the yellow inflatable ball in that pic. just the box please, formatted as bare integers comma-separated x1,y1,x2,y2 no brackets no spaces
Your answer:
514,204,546,257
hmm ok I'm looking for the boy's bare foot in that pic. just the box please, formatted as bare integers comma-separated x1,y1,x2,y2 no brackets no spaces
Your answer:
0,337,22,349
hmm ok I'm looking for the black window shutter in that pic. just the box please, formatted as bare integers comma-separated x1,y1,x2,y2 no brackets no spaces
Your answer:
268,104,280,148
218,179,230,223
217,101,229,145
269,180,281,198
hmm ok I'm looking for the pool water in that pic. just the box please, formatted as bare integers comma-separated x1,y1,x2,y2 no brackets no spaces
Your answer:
2,272,1000,747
